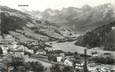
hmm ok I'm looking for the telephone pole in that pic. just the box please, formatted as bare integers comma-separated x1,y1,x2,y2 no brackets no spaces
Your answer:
83,49,88,72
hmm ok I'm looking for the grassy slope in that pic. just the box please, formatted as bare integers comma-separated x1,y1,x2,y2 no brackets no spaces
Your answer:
0,6,64,42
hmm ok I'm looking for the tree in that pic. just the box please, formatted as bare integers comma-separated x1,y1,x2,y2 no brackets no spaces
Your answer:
75,23,114,50
0,47,3,55
62,66,73,72
24,62,44,72
1,12,9,38
91,54,115,64
50,64,62,72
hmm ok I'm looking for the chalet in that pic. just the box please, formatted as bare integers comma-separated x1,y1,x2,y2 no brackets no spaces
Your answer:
36,49,46,55
1,45,9,55
56,53,65,62
57,56,63,62
112,27,115,30
64,57,73,66
75,63,83,69
91,51,98,57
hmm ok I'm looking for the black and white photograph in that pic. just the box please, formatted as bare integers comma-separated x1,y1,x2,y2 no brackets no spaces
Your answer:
0,0,115,72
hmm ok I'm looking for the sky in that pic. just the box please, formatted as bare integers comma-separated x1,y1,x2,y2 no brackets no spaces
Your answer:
0,0,115,11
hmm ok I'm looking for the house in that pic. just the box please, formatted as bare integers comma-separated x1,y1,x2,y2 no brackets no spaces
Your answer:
75,63,83,69
9,45,24,57
36,49,46,55
9,43,33,57
1,45,8,55
112,27,115,30
64,57,73,66
0,35,15,45
56,52,65,62
87,63,111,72
13,50,24,58
57,56,63,62
91,51,98,57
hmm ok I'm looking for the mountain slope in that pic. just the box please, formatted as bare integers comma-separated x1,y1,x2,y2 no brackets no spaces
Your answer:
28,3,115,34
0,6,66,42
75,21,115,51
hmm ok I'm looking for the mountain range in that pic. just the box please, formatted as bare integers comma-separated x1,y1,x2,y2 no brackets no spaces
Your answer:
0,3,115,43
26,3,115,34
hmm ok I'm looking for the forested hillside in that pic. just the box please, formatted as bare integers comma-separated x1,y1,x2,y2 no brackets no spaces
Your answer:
75,21,115,51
